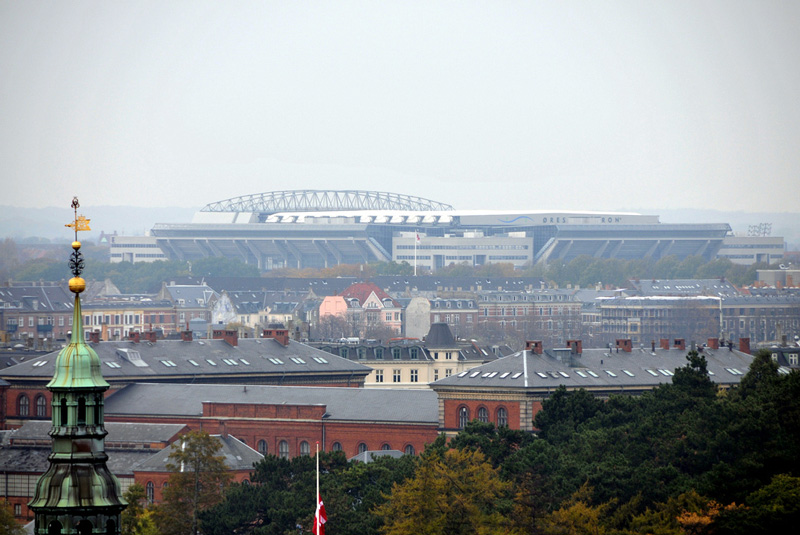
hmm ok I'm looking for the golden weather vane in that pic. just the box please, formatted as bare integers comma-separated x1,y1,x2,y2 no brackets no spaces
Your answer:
65,196,91,240
65,197,88,292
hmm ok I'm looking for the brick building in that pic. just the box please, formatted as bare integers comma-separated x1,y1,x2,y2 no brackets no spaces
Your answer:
103,383,439,460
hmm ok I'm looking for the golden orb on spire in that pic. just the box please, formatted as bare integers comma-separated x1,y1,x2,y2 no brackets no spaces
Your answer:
72,240,81,250
69,276,86,294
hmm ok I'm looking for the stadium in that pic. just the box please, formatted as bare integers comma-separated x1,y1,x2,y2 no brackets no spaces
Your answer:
110,190,731,271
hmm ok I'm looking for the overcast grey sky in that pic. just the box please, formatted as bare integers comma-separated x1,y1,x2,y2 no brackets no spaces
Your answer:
1,1,798,213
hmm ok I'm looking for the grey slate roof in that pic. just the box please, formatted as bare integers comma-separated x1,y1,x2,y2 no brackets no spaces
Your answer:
0,338,370,382
133,434,263,472
628,279,739,296
431,346,755,393
425,323,457,348
7,420,187,446
105,383,439,424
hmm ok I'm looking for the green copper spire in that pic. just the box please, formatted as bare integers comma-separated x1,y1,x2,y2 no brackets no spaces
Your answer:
29,197,126,535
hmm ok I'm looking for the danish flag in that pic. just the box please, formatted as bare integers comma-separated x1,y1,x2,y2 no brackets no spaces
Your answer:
313,494,327,535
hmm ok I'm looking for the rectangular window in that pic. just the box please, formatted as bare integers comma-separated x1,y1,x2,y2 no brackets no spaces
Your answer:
59,316,65,327
446,352,452,360
410,348,418,360
375,348,384,360
393,369,401,382
392,348,401,360
375,369,384,383
445,369,452,377
434,369,439,381
29,317,34,327
410,369,418,382
386,313,392,321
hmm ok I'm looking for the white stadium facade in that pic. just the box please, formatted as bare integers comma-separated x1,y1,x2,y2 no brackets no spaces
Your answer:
110,190,732,271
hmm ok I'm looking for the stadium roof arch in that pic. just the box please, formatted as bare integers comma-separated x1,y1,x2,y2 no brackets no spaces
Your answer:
200,190,454,215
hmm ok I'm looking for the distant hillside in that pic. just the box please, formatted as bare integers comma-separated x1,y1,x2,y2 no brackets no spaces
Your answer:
0,205,198,242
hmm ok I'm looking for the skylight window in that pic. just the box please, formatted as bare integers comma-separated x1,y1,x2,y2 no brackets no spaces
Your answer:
536,372,548,378
160,360,177,367
312,357,329,364
32,360,47,367
587,370,599,378
188,360,199,366
575,370,587,378
457,371,468,377
658,369,673,376
240,359,250,365
622,370,635,377
605,370,617,377
706,370,714,376
559,371,570,378
731,368,743,375
269,358,284,365
499,372,510,378
511,372,523,379
487,371,498,377
291,357,306,364
104,362,121,368
646,369,659,376
206,359,217,366
470,371,481,377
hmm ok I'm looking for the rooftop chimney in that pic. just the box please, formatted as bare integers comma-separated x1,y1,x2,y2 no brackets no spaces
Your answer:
707,337,720,350
660,338,670,350
143,331,158,343
213,329,238,347
128,331,140,343
88,330,100,344
566,339,582,354
738,337,751,355
525,340,543,355
180,329,193,342
615,339,632,353
262,328,289,346
673,338,686,351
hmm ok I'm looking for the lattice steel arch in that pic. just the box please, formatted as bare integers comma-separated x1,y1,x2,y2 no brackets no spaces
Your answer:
200,190,454,214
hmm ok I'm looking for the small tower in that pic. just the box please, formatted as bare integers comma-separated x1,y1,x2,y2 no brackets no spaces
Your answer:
28,198,126,535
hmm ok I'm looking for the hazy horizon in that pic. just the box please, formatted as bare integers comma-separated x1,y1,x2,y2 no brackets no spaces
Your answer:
1,1,798,212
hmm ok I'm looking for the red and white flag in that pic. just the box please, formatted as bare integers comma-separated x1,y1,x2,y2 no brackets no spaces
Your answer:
313,494,327,535
415,232,421,244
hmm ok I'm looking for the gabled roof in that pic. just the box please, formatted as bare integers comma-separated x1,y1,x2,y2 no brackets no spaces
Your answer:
341,282,399,307
161,284,218,308
431,346,754,393
0,338,371,384
105,383,439,424
133,434,263,472
628,278,740,296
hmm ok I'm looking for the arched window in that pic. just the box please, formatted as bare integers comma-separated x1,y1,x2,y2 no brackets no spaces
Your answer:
477,407,489,423
279,440,289,459
77,520,92,535
48,520,62,535
77,396,86,425
300,441,310,456
332,442,342,452
146,481,155,504
404,444,415,455
257,440,267,455
357,442,367,454
94,394,102,425
458,406,470,429
242,479,250,485
35,395,47,417
105,519,116,535
381,443,391,450
60,397,68,426
497,407,508,427
18,394,30,417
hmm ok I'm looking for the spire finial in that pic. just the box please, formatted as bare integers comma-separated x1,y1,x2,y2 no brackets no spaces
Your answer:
65,196,91,293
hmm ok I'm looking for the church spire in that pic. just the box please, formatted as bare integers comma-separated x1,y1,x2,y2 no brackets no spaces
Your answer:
28,197,126,535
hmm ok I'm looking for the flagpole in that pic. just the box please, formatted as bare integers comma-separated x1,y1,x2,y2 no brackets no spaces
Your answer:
316,441,320,535
414,230,417,276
